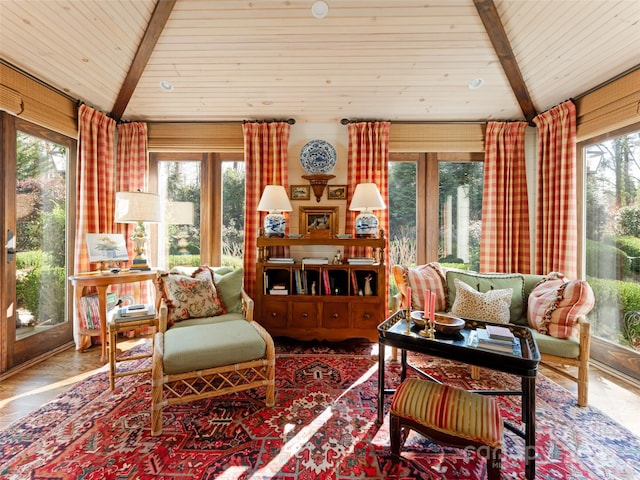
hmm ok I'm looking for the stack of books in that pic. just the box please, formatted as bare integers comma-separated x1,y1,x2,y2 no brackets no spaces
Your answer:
269,284,288,295
114,304,156,322
268,257,295,264
476,327,516,353
347,257,375,265
302,257,329,265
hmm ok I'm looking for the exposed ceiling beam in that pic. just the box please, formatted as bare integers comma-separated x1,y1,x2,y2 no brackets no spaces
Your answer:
473,0,538,123
110,0,177,121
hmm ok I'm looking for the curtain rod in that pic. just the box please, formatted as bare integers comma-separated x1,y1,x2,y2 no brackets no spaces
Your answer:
340,118,487,125
243,118,296,125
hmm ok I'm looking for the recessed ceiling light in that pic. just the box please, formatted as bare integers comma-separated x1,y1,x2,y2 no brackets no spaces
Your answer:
468,78,484,90
160,80,174,92
311,1,329,19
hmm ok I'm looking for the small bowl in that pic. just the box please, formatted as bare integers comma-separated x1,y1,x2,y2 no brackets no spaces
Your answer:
434,314,466,335
410,311,465,334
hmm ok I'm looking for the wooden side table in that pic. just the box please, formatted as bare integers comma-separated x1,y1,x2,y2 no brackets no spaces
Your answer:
69,270,157,362
108,314,158,390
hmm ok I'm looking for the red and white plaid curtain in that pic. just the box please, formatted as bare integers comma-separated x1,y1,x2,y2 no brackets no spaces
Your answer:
480,121,531,273
533,100,578,278
242,122,290,298
74,104,116,349
345,121,391,309
116,122,154,304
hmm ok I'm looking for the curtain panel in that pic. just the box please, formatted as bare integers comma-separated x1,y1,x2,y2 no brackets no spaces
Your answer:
73,104,116,350
346,121,391,308
116,122,154,304
242,122,291,298
533,101,578,278
480,122,531,273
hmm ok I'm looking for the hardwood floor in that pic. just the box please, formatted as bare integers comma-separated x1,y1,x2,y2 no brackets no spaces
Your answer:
1,338,639,437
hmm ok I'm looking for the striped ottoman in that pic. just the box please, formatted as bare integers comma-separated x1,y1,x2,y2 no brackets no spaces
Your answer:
390,378,503,480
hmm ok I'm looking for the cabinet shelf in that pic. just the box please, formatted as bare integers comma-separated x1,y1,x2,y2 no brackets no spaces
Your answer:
255,233,387,342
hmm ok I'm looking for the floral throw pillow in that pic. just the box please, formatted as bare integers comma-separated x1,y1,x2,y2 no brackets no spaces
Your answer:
156,270,226,326
527,272,594,339
451,278,512,324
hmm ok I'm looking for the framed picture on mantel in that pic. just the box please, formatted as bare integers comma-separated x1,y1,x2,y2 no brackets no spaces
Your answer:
299,206,338,237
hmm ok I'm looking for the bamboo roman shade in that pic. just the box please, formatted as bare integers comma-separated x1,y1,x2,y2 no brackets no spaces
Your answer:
147,123,244,153
389,123,486,152
0,64,77,138
575,69,640,141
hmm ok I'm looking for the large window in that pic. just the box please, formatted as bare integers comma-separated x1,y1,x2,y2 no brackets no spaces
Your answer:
388,153,483,304
584,127,640,379
150,153,245,270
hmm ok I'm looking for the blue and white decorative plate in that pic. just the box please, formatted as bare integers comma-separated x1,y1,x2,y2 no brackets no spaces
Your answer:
300,140,337,174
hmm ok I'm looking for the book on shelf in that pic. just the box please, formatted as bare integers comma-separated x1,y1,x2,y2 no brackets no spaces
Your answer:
347,257,375,264
302,257,329,265
81,292,117,330
268,257,295,263
485,324,515,342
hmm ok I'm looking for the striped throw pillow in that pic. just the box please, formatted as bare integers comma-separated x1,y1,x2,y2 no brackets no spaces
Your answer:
527,272,594,339
393,263,448,312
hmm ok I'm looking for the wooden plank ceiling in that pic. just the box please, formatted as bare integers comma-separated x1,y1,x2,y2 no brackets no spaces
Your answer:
1,0,639,124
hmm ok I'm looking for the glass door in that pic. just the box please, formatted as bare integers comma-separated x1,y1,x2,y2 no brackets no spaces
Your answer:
1,116,74,373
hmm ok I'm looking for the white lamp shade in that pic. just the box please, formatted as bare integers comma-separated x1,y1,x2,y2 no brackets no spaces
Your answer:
115,191,162,223
167,201,195,225
349,183,386,211
257,185,293,213
257,185,292,237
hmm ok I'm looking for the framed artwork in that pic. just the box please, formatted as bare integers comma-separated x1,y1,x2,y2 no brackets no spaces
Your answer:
299,206,339,236
86,233,129,263
290,185,310,201
327,185,347,200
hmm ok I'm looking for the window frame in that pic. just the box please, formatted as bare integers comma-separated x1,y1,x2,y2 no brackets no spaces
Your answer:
149,152,244,267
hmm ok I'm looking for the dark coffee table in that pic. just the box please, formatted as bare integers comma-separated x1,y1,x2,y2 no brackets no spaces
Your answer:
377,310,540,480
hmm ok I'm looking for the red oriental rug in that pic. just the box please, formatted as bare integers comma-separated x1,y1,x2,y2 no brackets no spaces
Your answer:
1,338,639,479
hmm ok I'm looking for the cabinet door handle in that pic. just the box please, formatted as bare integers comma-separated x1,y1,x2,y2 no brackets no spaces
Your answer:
332,313,339,318
302,312,308,318
363,313,370,319
271,312,278,317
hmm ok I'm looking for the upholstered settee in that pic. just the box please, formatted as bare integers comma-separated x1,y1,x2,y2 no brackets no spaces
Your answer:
392,263,595,407
151,266,275,436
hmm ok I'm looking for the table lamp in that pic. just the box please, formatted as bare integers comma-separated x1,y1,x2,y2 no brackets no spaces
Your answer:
167,201,195,255
257,185,293,237
349,183,386,238
115,191,162,270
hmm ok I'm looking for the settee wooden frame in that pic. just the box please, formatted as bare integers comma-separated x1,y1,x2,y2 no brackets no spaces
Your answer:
151,288,275,436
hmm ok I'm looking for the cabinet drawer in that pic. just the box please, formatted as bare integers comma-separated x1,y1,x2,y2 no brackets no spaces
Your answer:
292,302,318,328
352,302,381,329
261,301,288,328
322,302,349,329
